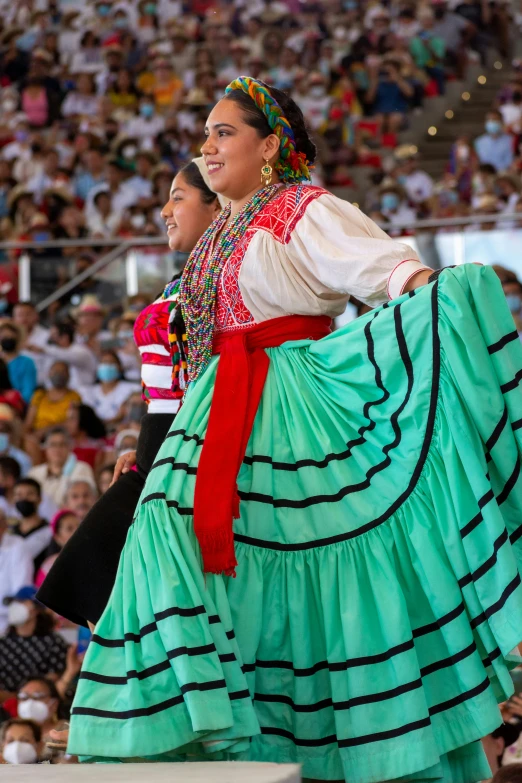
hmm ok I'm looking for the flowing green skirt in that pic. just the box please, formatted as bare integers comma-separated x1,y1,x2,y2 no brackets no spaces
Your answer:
69,266,522,783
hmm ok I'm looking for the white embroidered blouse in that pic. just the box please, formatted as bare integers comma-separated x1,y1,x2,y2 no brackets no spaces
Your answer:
214,184,429,334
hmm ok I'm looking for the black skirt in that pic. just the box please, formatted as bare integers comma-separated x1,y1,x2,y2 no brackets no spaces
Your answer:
36,413,175,627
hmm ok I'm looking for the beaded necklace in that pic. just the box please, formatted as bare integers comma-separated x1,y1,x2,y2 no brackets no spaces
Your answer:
180,183,281,383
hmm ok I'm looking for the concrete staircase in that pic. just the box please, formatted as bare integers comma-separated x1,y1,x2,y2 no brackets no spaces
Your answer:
414,66,508,180
332,61,507,204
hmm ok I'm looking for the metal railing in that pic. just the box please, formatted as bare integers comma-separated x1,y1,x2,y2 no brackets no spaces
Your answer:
2,211,522,312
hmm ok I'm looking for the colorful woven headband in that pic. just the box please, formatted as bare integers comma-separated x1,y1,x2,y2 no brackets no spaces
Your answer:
225,76,312,184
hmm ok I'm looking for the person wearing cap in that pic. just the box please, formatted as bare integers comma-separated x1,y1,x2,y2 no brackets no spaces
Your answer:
73,295,111,352
0,514,33,635
0,585,68,698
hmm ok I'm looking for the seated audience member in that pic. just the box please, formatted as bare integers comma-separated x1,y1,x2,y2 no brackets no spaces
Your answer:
115,428,139,460
475,110,515,172
0,718,42,765
0,359,25,419
63,480,97,522
80,350,140,426
0,322,37,406
13,301,49,386
11,478,53,574
73,295,111,359
0,509,33,635
378,179,416,232
35,510,79,588
0,455,22,517
115,312,140,381
493,764,522,782
65,403,106,470
28,321,96,393
483,723,522,777
97,463,116,496
15,677,63,746
0,586,68,697
119,390,147,430
26,362,81,437
29,428,95,508
0,405,32,475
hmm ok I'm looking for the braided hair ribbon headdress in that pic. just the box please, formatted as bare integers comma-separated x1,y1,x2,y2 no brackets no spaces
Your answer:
225,76,312,184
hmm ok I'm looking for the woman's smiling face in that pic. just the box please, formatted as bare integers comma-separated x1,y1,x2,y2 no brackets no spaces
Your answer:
161,172,220,252
200,97,280,202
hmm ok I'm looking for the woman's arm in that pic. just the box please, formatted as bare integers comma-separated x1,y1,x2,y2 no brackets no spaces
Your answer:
403,269,433,292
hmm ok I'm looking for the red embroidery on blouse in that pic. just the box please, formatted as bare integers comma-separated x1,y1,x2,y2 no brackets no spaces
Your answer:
215,185,326,333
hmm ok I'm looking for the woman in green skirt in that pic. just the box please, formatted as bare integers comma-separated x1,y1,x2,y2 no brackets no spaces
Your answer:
68,77,522,783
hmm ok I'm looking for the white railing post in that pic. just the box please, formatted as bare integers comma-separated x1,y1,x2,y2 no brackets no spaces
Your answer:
18,253,31,301
125,250,139,296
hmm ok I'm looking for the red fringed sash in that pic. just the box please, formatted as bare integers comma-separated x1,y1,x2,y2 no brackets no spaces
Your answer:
193,314,332,576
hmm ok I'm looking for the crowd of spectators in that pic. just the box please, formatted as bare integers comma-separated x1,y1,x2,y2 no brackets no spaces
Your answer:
0,0,522,771
0,0,516,275
361,57,522,234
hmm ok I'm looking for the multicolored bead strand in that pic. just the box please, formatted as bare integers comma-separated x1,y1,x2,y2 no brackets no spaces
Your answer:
180,183,281,383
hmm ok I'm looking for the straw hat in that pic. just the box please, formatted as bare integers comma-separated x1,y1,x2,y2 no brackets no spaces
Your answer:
7,185,33,211
73,294,106,316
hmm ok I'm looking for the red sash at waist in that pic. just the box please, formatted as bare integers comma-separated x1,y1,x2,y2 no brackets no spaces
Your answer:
194,314,332,576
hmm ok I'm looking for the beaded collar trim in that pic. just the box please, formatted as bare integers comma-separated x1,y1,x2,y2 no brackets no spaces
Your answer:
179,183,281,383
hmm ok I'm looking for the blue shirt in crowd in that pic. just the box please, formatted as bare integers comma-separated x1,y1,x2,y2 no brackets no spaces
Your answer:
7,355,37,405
474,132,514,171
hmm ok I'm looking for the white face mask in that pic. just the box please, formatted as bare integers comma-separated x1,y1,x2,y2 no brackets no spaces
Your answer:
7,601,30,627
3,741,38,764
310,85,326,97
17,699,50,724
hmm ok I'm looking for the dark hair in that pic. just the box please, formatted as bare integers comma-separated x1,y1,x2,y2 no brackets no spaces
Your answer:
7,602,54,637
0,357,13,391
75,403,106,439
179,161,218,205
19,676,60,703
1,718,41,745
492,764,522,783
13,301,36,310
54,320,75,343
0,455,20,480
223,83,317,166
15,476,42,498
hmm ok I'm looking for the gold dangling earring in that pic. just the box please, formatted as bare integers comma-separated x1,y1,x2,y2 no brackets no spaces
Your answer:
261,158,273,186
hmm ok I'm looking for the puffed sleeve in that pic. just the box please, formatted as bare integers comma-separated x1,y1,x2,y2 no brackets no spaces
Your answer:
288,190,431,307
